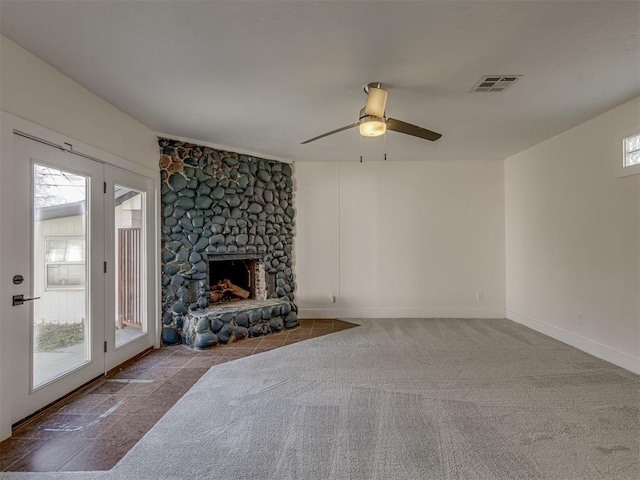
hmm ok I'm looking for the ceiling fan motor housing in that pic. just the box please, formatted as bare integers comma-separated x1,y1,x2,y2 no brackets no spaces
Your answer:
363,84,388,118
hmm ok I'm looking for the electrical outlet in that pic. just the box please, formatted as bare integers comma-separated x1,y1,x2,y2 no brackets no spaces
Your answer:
330,293,336,303
577,312,583,325
476,292,484,302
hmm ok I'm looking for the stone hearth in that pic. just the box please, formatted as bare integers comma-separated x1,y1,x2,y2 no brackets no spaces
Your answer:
182,299,298,349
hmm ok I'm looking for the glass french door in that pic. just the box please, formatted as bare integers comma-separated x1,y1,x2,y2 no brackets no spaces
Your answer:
104,165,155,371
9,135,156,424
11,135,105,422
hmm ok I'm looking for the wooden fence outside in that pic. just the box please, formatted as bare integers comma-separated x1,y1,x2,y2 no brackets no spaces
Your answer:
117,227,142,328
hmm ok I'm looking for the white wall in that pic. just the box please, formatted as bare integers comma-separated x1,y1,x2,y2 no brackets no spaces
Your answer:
0,35,158,170
0,35,158,441
295,160,505,318
505,97,640,373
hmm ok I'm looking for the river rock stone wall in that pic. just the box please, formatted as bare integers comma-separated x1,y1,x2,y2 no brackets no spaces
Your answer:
159,138,298,346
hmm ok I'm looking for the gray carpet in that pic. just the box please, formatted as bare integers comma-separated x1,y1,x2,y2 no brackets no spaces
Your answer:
2,318,639,479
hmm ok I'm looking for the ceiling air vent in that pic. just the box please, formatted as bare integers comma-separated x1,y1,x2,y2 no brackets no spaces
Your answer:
471,75,522,92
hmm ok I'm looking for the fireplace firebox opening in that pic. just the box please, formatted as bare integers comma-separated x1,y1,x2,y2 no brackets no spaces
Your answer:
208,256,266,305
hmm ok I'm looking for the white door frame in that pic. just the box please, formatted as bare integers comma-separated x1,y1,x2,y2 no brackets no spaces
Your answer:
0,112,160,441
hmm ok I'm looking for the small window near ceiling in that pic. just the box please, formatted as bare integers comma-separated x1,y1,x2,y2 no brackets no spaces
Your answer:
617,127,640,178
623,133,640,168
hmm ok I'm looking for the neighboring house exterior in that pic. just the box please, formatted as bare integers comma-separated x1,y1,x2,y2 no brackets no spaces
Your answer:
34,193,142,325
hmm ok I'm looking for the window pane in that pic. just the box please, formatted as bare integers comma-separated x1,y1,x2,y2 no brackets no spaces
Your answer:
46,264,86,288
45,240,67,263
45,238,85,263
625,150,640,167
66,239,85,262
115,186,146,347
33,164,89,388
624,134,640,154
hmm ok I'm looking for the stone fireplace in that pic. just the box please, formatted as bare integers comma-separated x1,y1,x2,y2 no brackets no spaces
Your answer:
159,138,299,348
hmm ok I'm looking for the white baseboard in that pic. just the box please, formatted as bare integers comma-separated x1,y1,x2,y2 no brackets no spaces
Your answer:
507,310,640,375
299,307,506,319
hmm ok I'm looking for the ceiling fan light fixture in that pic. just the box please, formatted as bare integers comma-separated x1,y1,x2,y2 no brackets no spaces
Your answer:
359,117,387,137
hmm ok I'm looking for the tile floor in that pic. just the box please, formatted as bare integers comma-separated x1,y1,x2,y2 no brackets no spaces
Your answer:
0,318,357,472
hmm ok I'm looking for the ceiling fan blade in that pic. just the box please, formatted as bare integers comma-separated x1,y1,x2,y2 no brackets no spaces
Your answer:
300,123,359,144
386,118,442,141
364,86,388,117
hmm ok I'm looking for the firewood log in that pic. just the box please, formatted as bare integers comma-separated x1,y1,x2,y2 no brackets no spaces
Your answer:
224,280,250,299
210,279,250,301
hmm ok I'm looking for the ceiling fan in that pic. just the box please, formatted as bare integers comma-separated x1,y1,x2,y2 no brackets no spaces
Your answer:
301,82,442,144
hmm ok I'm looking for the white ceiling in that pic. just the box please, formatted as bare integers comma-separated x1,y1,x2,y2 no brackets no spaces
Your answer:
1,1,638,163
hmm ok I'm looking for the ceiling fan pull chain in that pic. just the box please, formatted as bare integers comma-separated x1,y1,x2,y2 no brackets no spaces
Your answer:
384,131,388,160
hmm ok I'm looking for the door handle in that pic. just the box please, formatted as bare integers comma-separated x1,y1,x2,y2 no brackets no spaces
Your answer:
12,294,41,306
